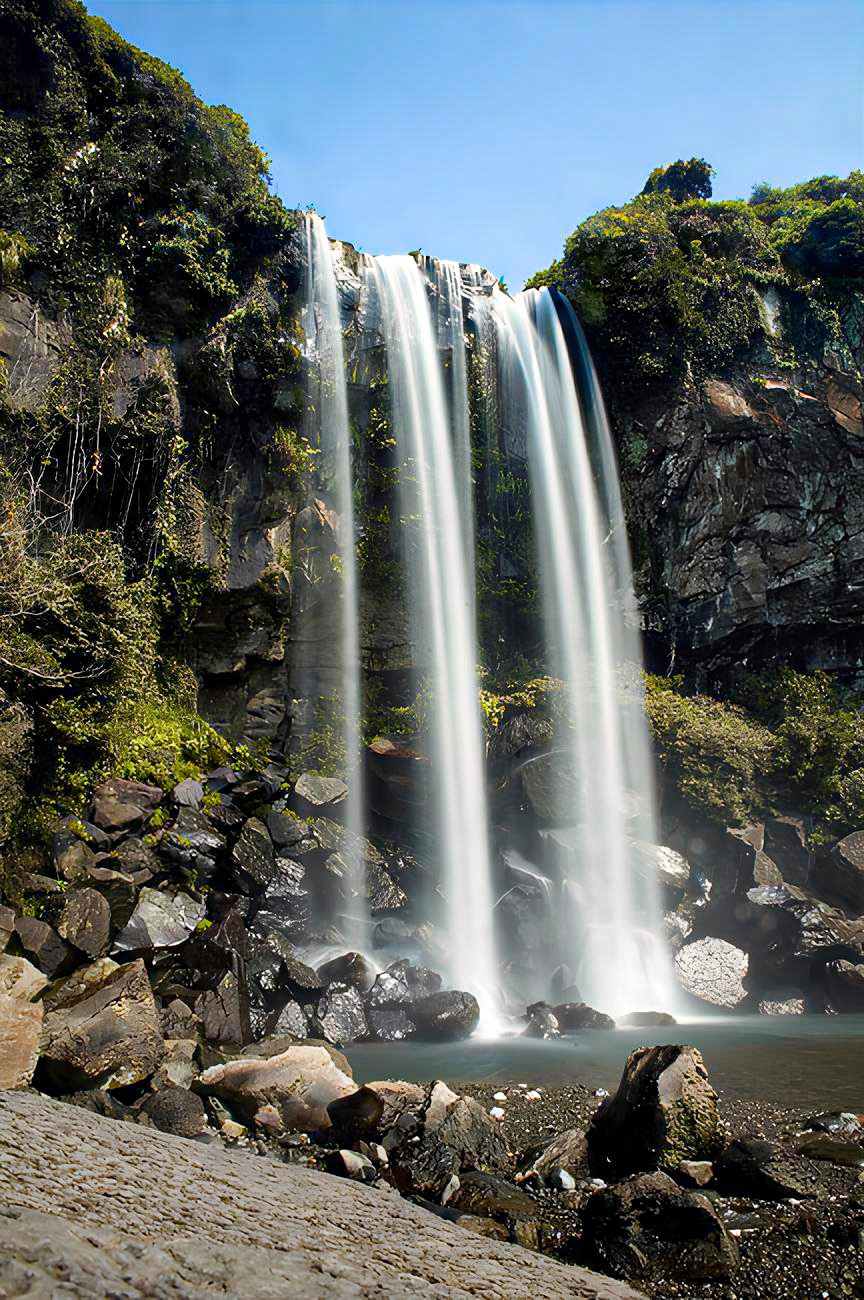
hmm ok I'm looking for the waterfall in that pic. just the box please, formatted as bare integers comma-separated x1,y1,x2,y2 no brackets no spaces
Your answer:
303,213,367,948
367,254,501,1028
490,285,676,1016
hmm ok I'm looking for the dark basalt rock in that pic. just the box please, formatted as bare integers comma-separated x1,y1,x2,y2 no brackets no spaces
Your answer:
448,1172,545,1249
366,1002,415,1041
618,1011,678,1027
114,888,205,952
37,958,165,1091
193,970,250,1047
411,991,479,1041
387,1082,509,1199
159,808,226,880
85,866,138,931
553,1002,616,1031
589,1044,725,1178
293,771,347,811
581,1171,740,1280
523,1003,561,1039
312,983,368,1045
231,817,276,894
14,916,76,978
318,951,375,993
716,1137,825,1199
91,778,163,835
519,1128,590,1183
54,888,111,959
818,830,864,914
327,1085,386,1140
139,1085,208,1138
266,810,310,849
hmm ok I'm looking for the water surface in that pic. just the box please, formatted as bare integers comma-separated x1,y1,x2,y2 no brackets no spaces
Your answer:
345,1015,864,1111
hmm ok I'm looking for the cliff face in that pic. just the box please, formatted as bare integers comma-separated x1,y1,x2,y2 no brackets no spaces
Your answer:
529,167,864,686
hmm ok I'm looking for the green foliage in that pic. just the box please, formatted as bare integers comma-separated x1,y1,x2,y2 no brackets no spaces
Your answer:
645,674,776,824
108,695,230,789
528,168,864,397
646,670,864,833
642,158,714,203
0,229,31,286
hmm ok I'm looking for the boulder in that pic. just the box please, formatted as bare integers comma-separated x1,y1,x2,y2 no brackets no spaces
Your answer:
173,778,204,809
411,991,479,1041
13,916,75,978
150,1038,199,1091
588,1045,725,1178
313,983,368,1044
553,1002,616,1031
114,888,206,952
52,889,110,961
294,772,348,811
519,1128,589,1184
196,1043,357,1131
448,1172,544,1249
716,1137,824,1199
388,1083,509,1199
523,1004,560,1039
231,818,276,894
159,808,226,879
264,998,309,1039
139,1085,208,1138
824,958,864,1010
85,866,138,930
160,998,201,1040
676,1159,715,1188
194,971,250,1047
91,778,163,834
53,836,97,883
0,953,48,1089
581,1171,739,1280
266,810,310,849
366,1002,415,1041
37,958,164,1090
757,990,806,1015
363,1079,427,1131
763,816,811,889
327,1086,387,1141
819,831,864,913
318,951,375,993
674,937,748,1008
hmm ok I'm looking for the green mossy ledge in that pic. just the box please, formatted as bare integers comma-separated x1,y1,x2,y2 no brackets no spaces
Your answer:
0,0,863,885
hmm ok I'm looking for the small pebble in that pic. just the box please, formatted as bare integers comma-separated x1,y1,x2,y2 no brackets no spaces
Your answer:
493,1091,507,1102
489,1106,505,1120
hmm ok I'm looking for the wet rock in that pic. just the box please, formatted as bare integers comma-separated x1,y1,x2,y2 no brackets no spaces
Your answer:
618,1011,678,1027
523,1003,561,1038
519,1128,589,1183
819,830,864,913
366,1002,415,1041
13,916,75,978
196,1042,357,1131
114,887,205,952
193,970,250,1047
582,1171,739,1280
266,810,310,849
139,1085,209,1138
294,771,347,811
757,989,806,1015
448,1172,544,1249
389,1084,509,1199
554,1002,615,1031
159,808,226,879
327,1086,386,1141
265,998,309,1039
173,778,204,809
764,815,812,889
588,1044,725,1178
716,1137,824,1198
803,1111,862,1136
793,1133,864,1168
91,778,163,835
259,857,311,933
313,983,368,1044
318,951,375,993
231,818,275,893
824,958,864,1010
674,937,748,1008
412,991,479,1041
84,866,137,930
37,958,164,1091
367,959,441,1007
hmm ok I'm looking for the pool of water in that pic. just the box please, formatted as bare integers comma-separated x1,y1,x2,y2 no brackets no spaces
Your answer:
345,1015,864,1111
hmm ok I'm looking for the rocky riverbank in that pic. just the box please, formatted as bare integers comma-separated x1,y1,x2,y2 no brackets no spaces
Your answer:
2,1032,862,1298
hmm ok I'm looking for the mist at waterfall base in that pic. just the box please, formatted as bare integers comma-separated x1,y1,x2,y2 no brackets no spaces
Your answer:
302,215,680,1034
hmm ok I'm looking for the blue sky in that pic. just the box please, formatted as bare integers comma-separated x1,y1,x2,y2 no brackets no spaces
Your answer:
90,0,863,289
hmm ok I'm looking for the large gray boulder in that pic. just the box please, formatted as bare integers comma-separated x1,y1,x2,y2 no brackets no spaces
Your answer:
114,888,206,952
37,958,165,1090
588,1045,725,1178
674,937,748,1007
196,1043,357,1131
0,954,48,1088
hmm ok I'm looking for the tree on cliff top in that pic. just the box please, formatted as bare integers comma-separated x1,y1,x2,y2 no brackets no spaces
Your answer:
641,158,714,203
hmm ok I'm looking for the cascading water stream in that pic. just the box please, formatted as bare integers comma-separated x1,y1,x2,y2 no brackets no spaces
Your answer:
303,213,367,948
366,254,501,1029
490,285,676,1016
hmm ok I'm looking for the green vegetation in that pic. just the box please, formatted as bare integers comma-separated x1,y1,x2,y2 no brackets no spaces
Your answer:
645,670,864,833
527,163,864,397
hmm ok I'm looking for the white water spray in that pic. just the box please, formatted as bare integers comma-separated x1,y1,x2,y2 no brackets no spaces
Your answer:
491,285,676,1016
303,213,367,947
368,254,501,1028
